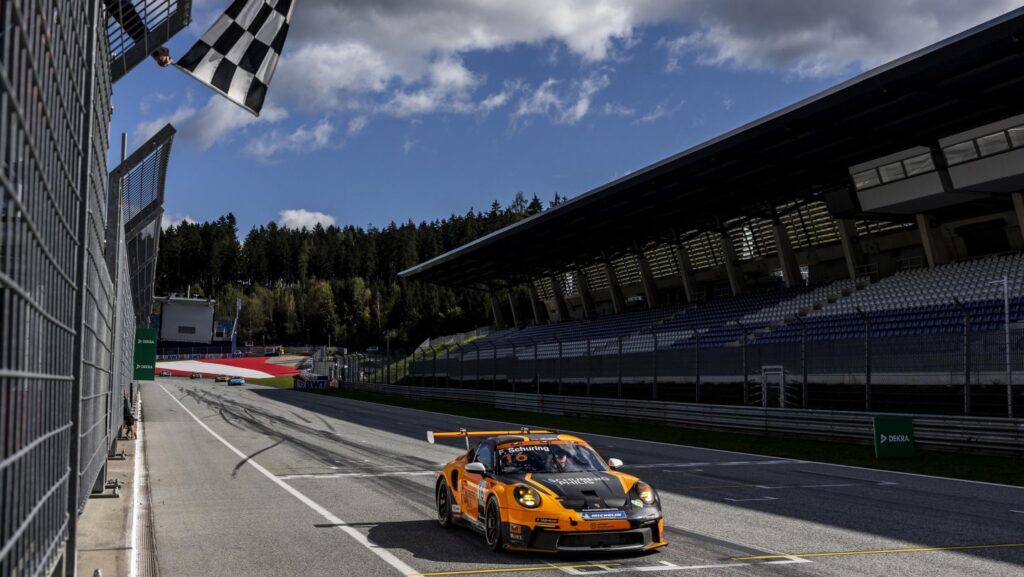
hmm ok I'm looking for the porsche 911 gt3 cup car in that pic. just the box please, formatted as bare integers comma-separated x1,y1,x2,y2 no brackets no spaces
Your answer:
428,428,666,553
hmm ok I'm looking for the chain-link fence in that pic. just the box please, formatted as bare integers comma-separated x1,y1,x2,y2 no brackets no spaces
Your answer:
394,326,1024,418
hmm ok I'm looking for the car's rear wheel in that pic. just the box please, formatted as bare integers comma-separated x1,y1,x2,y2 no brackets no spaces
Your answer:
436,480,453,528
484,498,503,551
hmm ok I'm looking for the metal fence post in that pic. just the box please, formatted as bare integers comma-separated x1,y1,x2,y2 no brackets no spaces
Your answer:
738,321,748,405
694,330,701,399
585,339,592,397
652,332,659,401
491,343,498,391
529,337,539,394
856,307,872,411
795,314,807,409
475,344,482,389
955,298,972,415
616,335,623,399
557,337,563,395
433,351,438,387
511,342,518,394
460,345,466,388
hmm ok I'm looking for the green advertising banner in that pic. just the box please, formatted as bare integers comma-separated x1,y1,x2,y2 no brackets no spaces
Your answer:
873,415,915,458
133,327,157,380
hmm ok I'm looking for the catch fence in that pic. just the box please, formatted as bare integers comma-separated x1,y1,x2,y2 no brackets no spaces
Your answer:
381,325,1024,418
1,1,181,574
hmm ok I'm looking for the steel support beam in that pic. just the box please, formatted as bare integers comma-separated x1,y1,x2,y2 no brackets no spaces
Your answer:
772,221,802,288
718,232,745,296
603,261,626,314
916,214,949,268
674,244,698,303
837,219,865,280
549,274,571,321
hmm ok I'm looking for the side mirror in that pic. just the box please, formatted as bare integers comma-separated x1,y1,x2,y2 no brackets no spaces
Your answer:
607,458,623,470
466,462,487,475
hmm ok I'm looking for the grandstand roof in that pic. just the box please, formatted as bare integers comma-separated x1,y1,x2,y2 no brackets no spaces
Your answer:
401,8,1024,288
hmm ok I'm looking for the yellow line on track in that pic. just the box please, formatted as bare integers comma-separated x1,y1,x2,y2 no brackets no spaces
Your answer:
409,563,621,576
733,543,1024,561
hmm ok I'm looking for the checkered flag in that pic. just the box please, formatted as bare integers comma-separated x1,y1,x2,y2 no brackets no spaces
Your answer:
176,0,296,116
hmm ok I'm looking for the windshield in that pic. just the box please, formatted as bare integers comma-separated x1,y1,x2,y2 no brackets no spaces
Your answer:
496,442,606,475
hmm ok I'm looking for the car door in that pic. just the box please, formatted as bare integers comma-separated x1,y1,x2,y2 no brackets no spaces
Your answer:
461,441,494,523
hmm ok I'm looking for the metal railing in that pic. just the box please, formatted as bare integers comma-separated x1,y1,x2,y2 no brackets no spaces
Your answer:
397,325,1024,418
341,382,1024,457
106,0,192,82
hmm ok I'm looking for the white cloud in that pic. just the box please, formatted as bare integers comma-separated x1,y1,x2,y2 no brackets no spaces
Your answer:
161,213,195,230
278,209,337,229
245,119,335,158
134,95,288,150
142,0,1022,146
348,115,369,136
602,102,635,117
403,137,418,155
513,72,611,125
664,0,1023,78
635,99,685,124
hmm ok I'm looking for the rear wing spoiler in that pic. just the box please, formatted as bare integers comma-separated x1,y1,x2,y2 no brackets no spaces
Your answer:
426,427,556,449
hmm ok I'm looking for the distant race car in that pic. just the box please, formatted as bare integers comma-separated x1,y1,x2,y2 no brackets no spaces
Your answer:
228,377,245,386
189,372,202,379
428,428,666,553
215,374,229,382
158,370,171,377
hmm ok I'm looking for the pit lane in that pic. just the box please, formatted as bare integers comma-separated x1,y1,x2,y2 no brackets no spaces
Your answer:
140,378,1024,577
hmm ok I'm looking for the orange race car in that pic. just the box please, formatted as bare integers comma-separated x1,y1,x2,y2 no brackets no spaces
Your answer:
428,428,666,553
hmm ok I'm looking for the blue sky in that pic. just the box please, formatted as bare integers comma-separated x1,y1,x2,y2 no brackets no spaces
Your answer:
108,0,1024,234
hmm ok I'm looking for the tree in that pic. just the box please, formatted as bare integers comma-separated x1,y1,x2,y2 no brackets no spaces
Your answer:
156,192,559,348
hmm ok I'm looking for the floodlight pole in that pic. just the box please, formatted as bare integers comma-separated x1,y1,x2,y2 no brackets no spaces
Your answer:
989,276,1012,418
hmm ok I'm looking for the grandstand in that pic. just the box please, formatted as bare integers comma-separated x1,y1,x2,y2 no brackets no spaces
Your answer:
395,9,1024,417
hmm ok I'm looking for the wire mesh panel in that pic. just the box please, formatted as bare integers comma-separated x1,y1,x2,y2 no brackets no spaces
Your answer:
110,124,174,325
106,0,193,82
0,1,102,574
76,0,118,516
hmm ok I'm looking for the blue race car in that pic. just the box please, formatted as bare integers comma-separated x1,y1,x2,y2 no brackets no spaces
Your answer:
228,376,245,386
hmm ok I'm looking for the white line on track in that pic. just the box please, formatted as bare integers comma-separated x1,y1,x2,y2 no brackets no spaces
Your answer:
723,496,778,503
129,398,144,577
624,459,804,469
158,383,418,577
550,557,810,574
279,470,435,480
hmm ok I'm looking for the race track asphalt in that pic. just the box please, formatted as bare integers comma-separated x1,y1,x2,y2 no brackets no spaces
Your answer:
141,378,1024,577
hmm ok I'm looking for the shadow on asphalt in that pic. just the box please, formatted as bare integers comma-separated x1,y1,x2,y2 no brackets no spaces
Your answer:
231,385,1024,570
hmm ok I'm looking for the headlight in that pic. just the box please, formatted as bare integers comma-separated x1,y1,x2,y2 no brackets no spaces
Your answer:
513,485,541,508
635,482,655,505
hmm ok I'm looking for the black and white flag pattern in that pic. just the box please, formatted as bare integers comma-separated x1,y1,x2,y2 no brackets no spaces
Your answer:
176,0,295,116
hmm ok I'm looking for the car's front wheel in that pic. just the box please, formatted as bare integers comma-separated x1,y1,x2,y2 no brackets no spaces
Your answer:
436,480,453,528
484,497,503,551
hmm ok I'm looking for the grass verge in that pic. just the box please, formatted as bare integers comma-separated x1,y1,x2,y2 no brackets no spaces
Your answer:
303,387,1023,487
251,376,295,388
